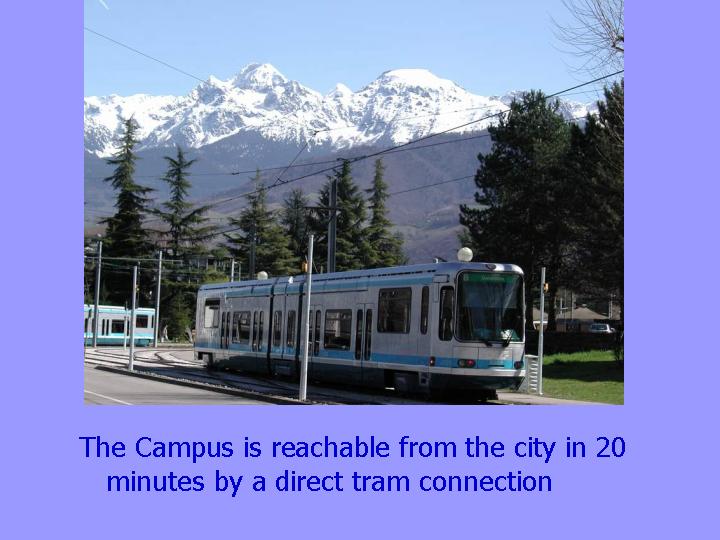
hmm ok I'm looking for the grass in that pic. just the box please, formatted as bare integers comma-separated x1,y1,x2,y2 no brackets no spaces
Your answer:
541,350,624,405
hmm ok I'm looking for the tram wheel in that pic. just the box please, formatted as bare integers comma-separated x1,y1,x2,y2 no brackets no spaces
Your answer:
205,354,216,371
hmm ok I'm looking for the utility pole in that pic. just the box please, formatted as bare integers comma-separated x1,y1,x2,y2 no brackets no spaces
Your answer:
249,223,256,278
92,240,102,348
153,250,162,348
123,302,128,351
299,234,314,401
327,177,337,274
129,265,138,370
230,258,235,282
538,267,546,395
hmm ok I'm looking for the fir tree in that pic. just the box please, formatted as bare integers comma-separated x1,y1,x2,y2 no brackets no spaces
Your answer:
154,146,216,340
102,118,154,257
310,160,368,272
364,159,406,268
226,171,299,277
154,146,215,258
101,117,154,304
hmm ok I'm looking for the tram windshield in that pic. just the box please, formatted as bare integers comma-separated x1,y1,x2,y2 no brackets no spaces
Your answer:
457,272,524,343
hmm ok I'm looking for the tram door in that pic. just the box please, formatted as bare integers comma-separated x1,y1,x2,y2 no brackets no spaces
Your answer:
306,305,321,376
354,303,375,383
219,308,232,362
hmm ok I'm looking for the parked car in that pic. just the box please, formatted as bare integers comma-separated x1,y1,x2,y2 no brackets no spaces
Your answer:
588,323,615,334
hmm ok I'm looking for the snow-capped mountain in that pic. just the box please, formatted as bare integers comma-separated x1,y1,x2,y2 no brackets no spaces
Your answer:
84,63,595,157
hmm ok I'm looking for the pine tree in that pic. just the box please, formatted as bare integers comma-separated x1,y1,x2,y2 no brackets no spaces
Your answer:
155,146,215,258
154,146,216,340
364,159,406,268
226,171,299,277
309,160,368,272
281,188,310,262
102,118,154,257
101,117,154,304
459,91,573,330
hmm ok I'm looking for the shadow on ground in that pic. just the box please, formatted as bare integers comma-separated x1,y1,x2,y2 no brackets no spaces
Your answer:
543,360,624,383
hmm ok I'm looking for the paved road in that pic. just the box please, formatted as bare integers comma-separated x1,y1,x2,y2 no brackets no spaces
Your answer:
84,365,269,405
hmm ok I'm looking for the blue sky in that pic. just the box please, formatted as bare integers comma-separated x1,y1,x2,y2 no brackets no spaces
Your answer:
84,0,588,98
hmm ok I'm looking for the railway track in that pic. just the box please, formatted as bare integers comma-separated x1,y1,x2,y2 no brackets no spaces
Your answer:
84,347,506,405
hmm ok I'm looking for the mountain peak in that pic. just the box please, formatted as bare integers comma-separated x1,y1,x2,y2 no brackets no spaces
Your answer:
232,63,287,89
378,68,448,87
328,83,353,97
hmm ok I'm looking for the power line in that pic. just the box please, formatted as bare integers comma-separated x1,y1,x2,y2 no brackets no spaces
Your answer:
387,175,475,196
84,27,206,84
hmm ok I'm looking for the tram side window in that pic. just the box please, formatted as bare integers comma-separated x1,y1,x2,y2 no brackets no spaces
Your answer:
439,286,454,341
420,286,429,335
313,310,321,355
203,299,220,328
235,311,251,344
231,312,239,342
273,310,282,348
258,311,265,351
84,317,89,333
136,315,149,328
324,310,352,350
355,309,363,359
111,320,124,334
378,287,411,333
286,310,296,348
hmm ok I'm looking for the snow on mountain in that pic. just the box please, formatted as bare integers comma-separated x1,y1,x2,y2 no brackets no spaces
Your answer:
84,63,595,157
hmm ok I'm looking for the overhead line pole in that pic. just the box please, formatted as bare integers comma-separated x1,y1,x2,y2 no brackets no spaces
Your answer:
249,223,256,278
153,250,162,347
129,265,138,371
299,234,314,402
327,177,337,274
92,240,102,348
538,267,546,396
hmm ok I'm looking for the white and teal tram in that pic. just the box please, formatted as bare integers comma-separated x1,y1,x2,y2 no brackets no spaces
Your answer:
83,304,156,346
194,261,526,398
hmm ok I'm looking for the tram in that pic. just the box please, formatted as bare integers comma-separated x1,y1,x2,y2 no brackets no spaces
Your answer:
84,304,156,346
194,259,526,398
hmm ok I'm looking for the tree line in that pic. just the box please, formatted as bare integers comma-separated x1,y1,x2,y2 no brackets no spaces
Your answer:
85,121,405,340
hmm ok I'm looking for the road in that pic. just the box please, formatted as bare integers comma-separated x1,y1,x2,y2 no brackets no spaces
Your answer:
84,364,269,405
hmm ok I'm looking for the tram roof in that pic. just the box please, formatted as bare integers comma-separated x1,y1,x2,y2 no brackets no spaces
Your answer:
198,262,523,291
83,304,156,313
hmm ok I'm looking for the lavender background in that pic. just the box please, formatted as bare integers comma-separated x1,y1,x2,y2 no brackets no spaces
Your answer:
3,2,717,538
